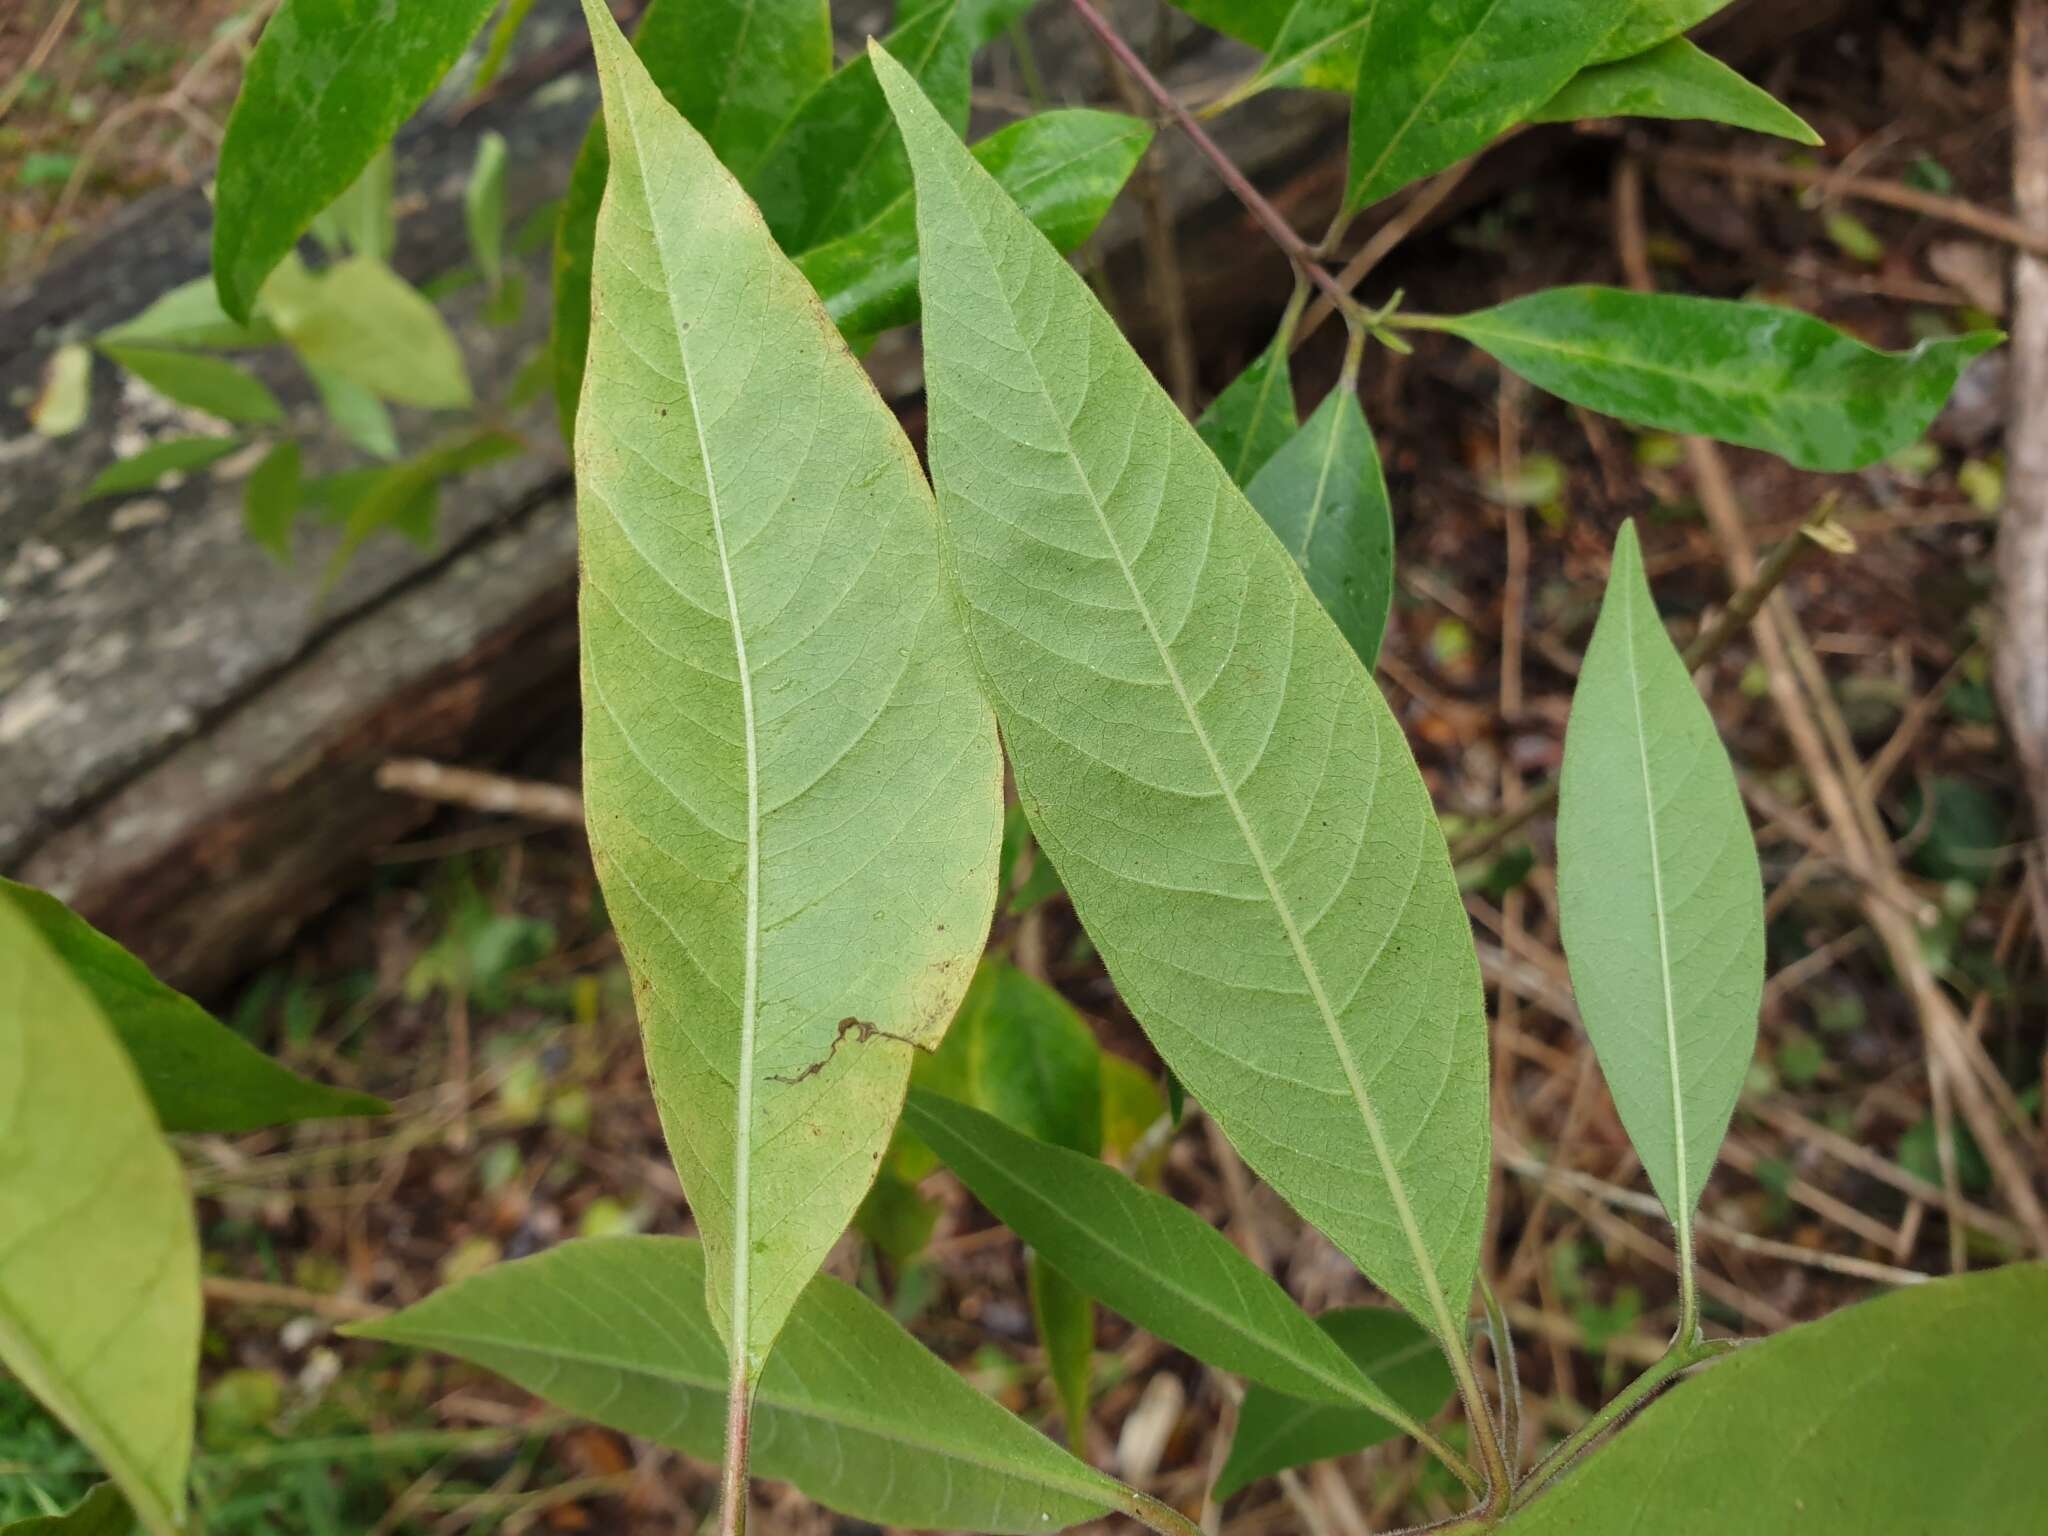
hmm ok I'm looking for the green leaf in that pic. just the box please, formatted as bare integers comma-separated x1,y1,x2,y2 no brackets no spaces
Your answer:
350,1236,1133,1532
1244,386,1395,668
1197,331,1298,485
748,0,1012,255
212,0,500,318
879,46,1491,1344
1000,802,1068,917
466,131,509,290
1031,1259,1096,1456
84,436,241,500
474,0,541,93
0,1486,132,1536
795,109,1152,341
306,364,399,460
854,1165,942,1264
1098,1053,1167,1169
264,255,473,410
1592,0,1734,65
549,0,833,440
575,0,1000,1379
309,144,396,264
99,279,279,351
1554,522,1762,1242
907,1094,1429,1420
915,961,1103,1156
1504,1265,2048,1532
1535,39,1819,144
0,895,198,1536
331,429,521,560
1217,1308,1454,1500
243,438,303,563
1346,0,1631,211
1426,288,2002,472
98,344,283,426
1,880,388,1133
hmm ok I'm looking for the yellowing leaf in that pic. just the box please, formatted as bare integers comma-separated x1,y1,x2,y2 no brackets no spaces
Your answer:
575,0,1000,1380
0,897,198,1536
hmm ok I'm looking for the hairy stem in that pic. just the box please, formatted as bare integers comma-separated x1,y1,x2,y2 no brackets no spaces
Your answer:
1440,1319,1514,1515
1441,503,1834,865
1477,1274,1522,1476
718,1370,754,1536
1066,0,1362,326
1513,1336,1737,1510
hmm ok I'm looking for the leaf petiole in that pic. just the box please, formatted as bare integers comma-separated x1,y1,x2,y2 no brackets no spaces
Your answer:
1512,1335,1738,1509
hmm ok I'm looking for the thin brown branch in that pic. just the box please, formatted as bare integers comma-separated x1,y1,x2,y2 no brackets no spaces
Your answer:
1654,142,2048,258
377,758,584,825
1065,0,1357,323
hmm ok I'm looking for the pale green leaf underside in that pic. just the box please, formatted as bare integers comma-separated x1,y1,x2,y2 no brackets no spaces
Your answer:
0,901,198,1536
1533,39,1820,145
1556,523,1762,1229
1505,1265,2048,1532
908,1094,1422,1417
353,1237,1128,1533
1244,387,1395,669
577,1,1000,1375
877,47,1490,1339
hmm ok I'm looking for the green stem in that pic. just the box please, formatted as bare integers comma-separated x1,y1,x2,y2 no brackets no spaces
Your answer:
1440,1311,1515,1515
1513,1337,1737,1509
1477,1275,1522,1477
1675,1220,1701,1352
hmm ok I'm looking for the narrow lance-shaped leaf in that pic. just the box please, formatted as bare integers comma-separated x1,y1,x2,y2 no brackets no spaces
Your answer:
878,46,1491,1345
1032,1261,1096,1457
350,1237,1138,1533
1217,1308,1454,1500
1504,1265,2048,1532
795,110,1153,342
575,0,1001,1379
85,436,240,501
1534,39,1820,145
466,131,509,290
97,345,283,426
1555,523,1762,1252
243,439,304,566
212,0,501,319
1244,385,1395,669
0,896,198,1536
906,1093,1434,1424
550,0,832,437
99,278,279,351
2,881,388,1131
1345,0,1632,212
1424,287,2002,472
1197,329,1298,486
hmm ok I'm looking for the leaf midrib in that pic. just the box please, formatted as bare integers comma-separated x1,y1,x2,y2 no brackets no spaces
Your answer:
947,178,1461,1347
919,1102,1392,1412
614,69,765,1377
1619,564,1690,1224
1352,0,1508,203
369,1325,1123,1508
